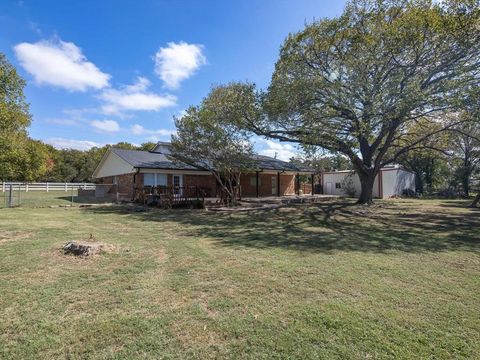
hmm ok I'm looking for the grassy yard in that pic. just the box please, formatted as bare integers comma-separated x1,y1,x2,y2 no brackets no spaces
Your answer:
0,190,111,208
0,198,479,359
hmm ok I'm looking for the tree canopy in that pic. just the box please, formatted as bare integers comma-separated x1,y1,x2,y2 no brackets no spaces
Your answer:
171,87,255,205
225,0,480,203
0,53,48,181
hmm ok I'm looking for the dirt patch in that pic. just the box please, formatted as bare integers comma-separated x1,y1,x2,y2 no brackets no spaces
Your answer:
0,230,33,244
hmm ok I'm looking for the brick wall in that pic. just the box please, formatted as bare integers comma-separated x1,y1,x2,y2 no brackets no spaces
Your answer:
240,173,297,197
240,173,259,196
280,174,296,195
184,174,217,197
97,173,143,198
98,172,298,198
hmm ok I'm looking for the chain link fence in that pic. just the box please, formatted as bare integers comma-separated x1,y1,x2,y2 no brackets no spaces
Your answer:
0,183,117,208
1,184,21,208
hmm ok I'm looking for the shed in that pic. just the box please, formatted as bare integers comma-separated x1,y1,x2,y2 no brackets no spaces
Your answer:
322,166,415,198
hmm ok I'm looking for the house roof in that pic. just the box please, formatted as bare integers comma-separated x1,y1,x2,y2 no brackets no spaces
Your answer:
251,154,312,172
108,144,315,173
111,148,199,170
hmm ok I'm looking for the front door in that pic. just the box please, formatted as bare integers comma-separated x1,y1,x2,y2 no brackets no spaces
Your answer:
272,175,277,196
325,182,333,195
173,175,183,195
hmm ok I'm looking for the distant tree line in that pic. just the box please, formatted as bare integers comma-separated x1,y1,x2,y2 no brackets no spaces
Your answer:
41,142,156,183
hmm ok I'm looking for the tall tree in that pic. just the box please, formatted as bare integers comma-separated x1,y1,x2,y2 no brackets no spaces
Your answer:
171,87,254,205
0,53,32,180
224,0,480,204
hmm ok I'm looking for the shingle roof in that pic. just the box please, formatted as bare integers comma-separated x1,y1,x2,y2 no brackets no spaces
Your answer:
251,154,313,172
111,148,199,170
111,147,315,173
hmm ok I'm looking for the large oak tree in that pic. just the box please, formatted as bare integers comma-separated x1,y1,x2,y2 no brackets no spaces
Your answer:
227,0,480,203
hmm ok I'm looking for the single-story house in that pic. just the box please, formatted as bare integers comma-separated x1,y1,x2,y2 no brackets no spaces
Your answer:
92,142,315,199
322,166,415,198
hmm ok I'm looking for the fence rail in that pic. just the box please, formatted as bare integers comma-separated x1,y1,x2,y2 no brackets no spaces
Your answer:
1,182,95,192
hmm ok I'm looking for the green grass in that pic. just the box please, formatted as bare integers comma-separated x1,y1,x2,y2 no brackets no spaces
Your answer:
0,190,112,208
0,199,479,359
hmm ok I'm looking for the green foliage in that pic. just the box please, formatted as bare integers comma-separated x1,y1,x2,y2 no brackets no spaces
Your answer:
0,53,34,180
44,142,150,182
0,53,30,134
396,119,452,193
138,142,157,151
291,152,351,173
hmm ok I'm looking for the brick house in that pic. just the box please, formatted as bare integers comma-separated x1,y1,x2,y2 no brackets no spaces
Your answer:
92,142,315,199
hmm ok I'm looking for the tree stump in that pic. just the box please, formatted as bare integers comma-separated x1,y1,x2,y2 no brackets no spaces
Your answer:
63,241,98,256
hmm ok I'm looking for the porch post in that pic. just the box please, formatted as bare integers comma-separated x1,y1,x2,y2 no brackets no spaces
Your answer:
256,171,259,198
311,174,315,195
277,172,281,196
296,173,300,195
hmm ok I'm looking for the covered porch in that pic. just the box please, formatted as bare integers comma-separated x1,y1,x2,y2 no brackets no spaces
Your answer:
239,170,317,198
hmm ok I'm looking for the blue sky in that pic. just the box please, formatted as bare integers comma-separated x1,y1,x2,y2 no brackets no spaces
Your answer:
0,0,346,160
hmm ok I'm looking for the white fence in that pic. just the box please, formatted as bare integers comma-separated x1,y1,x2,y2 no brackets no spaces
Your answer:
1,182,96,192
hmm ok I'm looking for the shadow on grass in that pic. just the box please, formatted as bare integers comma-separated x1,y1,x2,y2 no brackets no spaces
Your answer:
56,196,113,204
83,200,480,254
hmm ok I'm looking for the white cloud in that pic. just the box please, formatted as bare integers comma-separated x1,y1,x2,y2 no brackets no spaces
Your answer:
258,139,298,161
91,119,120,133
154,41,206,89
13,39,110,92
99,77,177,115
131,124,145,135
45,137,102,150
130,124,176,137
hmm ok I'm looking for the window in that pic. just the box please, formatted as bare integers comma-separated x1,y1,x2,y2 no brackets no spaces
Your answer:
335,182,342,189
249,176,261,186
144,173,168,186
173,175,183,195
144,173,155,186
157,174,167,186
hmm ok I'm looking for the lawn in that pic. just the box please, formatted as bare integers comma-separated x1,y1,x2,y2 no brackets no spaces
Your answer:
0,198,479,359
0,190,112,208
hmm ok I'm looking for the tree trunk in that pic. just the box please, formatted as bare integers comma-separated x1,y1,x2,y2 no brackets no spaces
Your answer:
356,171,376,205
425,159,434,193
469,193,480,208
463,175,470,197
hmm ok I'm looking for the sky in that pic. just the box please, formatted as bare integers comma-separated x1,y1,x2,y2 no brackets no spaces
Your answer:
0,0,346,160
